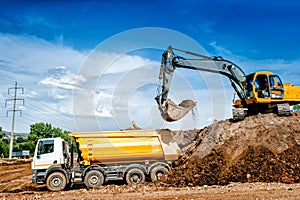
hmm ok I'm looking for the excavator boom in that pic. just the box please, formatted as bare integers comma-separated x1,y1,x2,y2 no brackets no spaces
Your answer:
156,46,247,122
156,46,300,122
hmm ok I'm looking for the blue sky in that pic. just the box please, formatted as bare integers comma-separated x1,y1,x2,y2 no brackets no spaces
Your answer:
2,0,300,59
1,0,300,133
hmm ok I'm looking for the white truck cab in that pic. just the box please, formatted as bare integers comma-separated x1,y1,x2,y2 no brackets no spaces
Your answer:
32,138,70,184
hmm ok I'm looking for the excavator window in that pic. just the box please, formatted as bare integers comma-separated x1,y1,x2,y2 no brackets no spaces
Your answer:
269,75,284,98
245,74,254,99
269,75,283,88
254,75,270,98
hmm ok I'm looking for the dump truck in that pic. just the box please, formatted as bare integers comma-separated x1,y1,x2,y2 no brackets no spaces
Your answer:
156,46,300,121
32,129,181,191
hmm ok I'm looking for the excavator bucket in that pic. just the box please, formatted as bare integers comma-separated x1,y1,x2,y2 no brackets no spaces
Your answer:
158,99,196,122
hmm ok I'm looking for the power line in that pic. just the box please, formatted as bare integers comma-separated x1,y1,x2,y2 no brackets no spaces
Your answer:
19,83,78,129
23,96,92,131
24,101,78,130
5,83,94,131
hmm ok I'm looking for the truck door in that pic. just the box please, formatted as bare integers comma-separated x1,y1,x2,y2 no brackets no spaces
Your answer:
33,139,57,169
269,75,284,99
61,141,70,167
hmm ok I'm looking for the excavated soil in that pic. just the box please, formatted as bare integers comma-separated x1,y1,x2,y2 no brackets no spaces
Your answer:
166,112,300,187
1,112,300,199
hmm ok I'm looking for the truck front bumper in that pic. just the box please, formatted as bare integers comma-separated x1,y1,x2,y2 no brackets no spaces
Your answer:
32,169,46,184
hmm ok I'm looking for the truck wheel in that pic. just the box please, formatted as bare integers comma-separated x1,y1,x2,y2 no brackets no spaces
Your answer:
150,166,168,182
46,172,67,192
125,168,145,184
84,170,104,188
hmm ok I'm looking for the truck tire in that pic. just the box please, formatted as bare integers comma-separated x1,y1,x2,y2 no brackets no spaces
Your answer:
84,170,104,188
125,168,145,184
46,172,67,192
150,166,168,182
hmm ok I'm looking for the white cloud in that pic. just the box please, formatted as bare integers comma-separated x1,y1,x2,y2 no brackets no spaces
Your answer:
39,71,86,91
94,91,113,118
209,41,300,85
1,33,299,133
0,34,88,132
109,55,157,74
0,33,86,72
209,41,233,56
56,66,66,70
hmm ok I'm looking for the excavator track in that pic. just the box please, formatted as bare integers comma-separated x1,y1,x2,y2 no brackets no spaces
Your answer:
277,103,291,116
232,108,245,120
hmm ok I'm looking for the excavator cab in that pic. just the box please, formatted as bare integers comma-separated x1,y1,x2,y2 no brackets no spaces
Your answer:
250,72,284,100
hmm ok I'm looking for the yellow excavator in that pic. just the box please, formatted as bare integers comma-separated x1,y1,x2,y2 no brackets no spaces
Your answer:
155,46,300,121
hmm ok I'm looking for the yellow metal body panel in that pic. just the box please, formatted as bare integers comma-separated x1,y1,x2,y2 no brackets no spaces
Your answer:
234,71,300,107
69,130,165,165
284,84,300,100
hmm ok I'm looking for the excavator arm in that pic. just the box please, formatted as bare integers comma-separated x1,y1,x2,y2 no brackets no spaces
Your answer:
156,46,247,122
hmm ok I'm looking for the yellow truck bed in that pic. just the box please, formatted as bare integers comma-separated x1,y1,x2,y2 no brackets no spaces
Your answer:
69,130,180,165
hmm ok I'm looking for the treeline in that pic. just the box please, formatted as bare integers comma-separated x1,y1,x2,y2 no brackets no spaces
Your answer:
0,122,70,158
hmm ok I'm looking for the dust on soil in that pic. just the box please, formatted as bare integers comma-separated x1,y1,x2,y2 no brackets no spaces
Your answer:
1,112,300,199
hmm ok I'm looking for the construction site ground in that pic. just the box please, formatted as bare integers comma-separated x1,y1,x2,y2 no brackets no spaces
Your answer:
1,112,300,199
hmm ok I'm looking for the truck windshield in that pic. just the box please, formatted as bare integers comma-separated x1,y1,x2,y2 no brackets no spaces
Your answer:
37,140,54,155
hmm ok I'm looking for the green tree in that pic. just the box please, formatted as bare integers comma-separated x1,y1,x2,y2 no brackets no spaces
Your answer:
292,104,300,112
2,138,9,144
13,144,20,152
0,140,9,158
16,136,25,143
0,127,10,158
28,122,69,140
19,140,35,153
27,122,71,154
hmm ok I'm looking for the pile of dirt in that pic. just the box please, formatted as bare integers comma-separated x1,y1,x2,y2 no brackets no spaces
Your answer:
159,129,199,153
166,112,300,187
